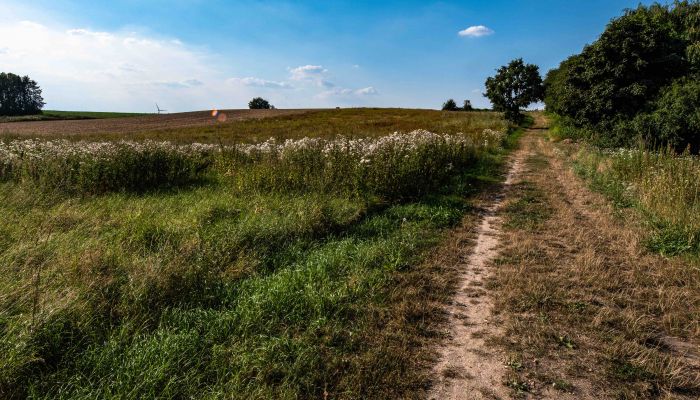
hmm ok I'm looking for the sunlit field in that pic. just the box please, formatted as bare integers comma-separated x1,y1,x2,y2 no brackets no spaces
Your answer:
0,110,517,399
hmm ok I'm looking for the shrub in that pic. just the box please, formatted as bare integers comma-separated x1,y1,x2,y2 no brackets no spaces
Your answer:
248,97,272,110
633,78,700,152
544,2,700,148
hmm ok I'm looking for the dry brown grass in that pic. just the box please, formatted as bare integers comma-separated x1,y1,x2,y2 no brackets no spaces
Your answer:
488,129,700,398
0,108,507,145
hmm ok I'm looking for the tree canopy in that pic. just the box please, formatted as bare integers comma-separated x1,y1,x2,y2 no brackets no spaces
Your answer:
0,73,45,116
248,97,272,110
484,58,544,123
441,99,458,111
544,1,700,150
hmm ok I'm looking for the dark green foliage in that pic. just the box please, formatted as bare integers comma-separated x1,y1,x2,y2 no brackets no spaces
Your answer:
441,99,458,111
633,78,700,152
248,97,272,109
0,73,45,116
484,58,544,123
544,1,700,149
462,100,473,111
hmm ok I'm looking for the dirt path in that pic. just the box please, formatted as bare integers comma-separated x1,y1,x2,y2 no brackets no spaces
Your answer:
429,113,699,399
428,126,530,400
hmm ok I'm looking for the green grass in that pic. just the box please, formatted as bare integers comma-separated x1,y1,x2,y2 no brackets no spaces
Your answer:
42,110,147,119
551,114,700,257
0,110,146,123
503,182,551,231
0,111,517,399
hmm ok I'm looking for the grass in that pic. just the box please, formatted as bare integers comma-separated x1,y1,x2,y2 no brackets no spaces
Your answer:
548,113,700,257
0,110,146,123
0,110,517,399
567,142,700,257
3,108,509,145
489,126,700,399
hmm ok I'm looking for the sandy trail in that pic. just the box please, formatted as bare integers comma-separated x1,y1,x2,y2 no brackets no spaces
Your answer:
428,133,529,400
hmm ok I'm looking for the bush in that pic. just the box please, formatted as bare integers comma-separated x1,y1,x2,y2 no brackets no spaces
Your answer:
248,97,272,110
544,2,700,148
634,78,700,152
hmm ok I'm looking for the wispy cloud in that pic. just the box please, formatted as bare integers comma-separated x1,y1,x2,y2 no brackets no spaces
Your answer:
355,86,378,95
317,86,378,99
289,64,327,80
227,77,293,89
458,25,494,38
0,20,237,111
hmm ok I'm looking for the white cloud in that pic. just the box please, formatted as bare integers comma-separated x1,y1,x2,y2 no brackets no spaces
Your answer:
227,76,293,89
289,64,335,88
0,11,380,110
458,25,494,38
317,86,379,99
355,86,378,95
0,20,244,112
289,64,327,80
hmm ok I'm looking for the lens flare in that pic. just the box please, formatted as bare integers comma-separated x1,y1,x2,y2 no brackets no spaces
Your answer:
211,109,218,117
217,112,228,122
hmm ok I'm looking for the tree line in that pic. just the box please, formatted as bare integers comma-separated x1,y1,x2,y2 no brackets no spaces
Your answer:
0,72,45,116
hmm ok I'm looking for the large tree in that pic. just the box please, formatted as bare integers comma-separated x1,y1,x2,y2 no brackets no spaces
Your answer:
0,73,45,116
484,58,543,123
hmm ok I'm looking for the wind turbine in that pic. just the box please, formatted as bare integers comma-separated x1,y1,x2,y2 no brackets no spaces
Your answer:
156,103,167,114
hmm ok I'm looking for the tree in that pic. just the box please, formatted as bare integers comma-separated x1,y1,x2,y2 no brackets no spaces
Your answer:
248,97,272,109
0,72,45,116
484,58,543,123
462,100,473,111
442,99,458,111
545,4,687,129
543,2,700,149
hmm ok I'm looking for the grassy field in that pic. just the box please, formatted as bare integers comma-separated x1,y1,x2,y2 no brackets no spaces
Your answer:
548,116,700,258
0,110,517,399
0,108,507,144
0,110,146,123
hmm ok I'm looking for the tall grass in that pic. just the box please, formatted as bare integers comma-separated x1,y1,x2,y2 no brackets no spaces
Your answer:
572,145,700,255
1,129,504,199
219,129,505,198
0,140,214,194
0,118,515,399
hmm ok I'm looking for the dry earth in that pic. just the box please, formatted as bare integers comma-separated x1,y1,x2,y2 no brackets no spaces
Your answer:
429,114,699,399
0,109,309,136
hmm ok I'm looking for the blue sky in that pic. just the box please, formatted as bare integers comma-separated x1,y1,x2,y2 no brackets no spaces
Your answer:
0,0,663,112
